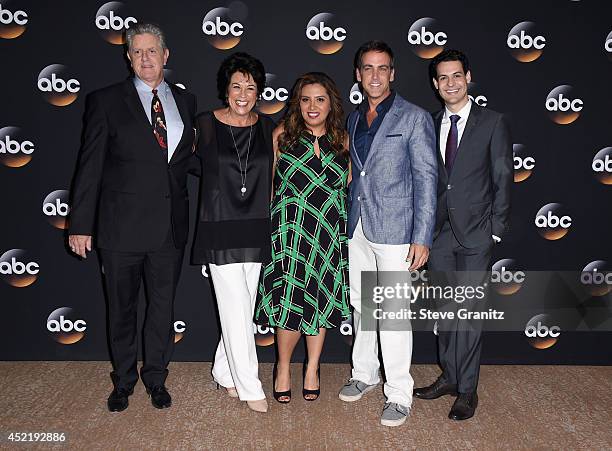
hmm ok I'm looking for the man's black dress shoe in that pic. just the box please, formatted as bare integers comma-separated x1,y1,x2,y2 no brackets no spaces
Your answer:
449,392,478,420
107,388,132,412
146,385,172,409
413,377,458,399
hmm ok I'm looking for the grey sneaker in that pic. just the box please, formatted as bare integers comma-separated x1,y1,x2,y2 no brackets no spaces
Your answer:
380,402,409,427
338,379,377,402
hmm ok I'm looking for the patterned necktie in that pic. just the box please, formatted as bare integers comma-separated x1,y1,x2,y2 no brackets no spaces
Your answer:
444,114,460,173
151,89,168,150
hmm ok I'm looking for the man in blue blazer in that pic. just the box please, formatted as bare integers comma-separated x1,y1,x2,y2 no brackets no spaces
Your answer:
338,41,437,427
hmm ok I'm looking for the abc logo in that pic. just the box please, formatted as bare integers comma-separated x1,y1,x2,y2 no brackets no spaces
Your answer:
306,12,347,55
47,307,86,345
349,83,363,105
467,82,488,107
0,249,39,287
174,320,186,343
0,126,34,168
202,6,245,50
524,314,560,349
42,189,70,230
534,203,572,240
513,144,535,182
163,69,186,90
507,21,546,62
254,324,275,346
580,260,612,297
407,18,447,59
340,316,353,346
491,259,525,295
545,85,583,125
0,2,27,39
592,147,612,185
258,73,289,114
95,1,137,45
37,64,81,107
605,31,612,61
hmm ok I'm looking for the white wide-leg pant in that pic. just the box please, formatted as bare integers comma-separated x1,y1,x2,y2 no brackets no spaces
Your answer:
349,219,414,407
209,262,265,401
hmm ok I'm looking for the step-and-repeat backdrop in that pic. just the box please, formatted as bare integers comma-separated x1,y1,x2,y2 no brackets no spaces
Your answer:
1,0,610,364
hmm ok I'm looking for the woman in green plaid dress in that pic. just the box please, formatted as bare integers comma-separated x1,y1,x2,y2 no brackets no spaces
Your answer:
256,73,350,402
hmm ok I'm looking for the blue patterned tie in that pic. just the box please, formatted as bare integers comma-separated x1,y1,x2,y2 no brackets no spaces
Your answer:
445,114,460,173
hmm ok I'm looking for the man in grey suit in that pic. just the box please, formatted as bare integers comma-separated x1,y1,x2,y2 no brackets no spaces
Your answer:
338,41,438,427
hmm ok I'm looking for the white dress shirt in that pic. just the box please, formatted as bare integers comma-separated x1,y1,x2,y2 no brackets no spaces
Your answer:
439,100,501,243
439,99,472,163
133,77,184,162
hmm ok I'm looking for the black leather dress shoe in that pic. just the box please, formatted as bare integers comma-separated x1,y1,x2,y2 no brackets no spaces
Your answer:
449,392,478,420
146,385,172,409
107,388,132,412
413,377,458,400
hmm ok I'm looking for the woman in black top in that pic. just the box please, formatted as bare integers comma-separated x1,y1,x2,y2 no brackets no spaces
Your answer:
192,52,274,413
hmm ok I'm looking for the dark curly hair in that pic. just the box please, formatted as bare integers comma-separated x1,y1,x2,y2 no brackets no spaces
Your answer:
216,52,266,106
278,72,347,156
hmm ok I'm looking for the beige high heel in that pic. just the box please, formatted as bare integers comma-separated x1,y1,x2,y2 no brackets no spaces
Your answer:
216,383,238,398
246,399,268,413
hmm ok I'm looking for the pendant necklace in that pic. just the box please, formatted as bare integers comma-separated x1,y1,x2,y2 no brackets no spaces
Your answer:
228,113,253,197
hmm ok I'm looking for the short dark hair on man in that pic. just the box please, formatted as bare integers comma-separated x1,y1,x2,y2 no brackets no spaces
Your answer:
216,52,266,106
429,49,470,80
354,40,394,70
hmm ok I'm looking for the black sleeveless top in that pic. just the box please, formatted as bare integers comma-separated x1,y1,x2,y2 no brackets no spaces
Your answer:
191,112,274,265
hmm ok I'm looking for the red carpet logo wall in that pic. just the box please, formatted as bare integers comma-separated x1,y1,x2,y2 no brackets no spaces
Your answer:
535,203,572,241
507,21,546,62
95,1,137,44
306,12,347,55
407,18,447,59
202,6,245,50
174,321,186,343
0,1,28,39
581,261,612,297
47,307,86,345
491,259,526,296
524,314,560,349
257,73,289,115
545,85,583,125
467,82,488,108
592,147,612,185
513,144,535,183
0,249,39,288
37,65,81,107
0,126,34,168
42,190,70,230
0,0,610,363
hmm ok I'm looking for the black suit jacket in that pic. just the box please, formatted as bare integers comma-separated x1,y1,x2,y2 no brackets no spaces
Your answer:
69,79,197,252
433,104,512,248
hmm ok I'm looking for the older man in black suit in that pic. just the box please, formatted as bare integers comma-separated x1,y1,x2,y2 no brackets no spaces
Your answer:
68,23,196,412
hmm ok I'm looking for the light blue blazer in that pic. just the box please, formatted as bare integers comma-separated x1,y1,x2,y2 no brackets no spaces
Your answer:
347,93,438,246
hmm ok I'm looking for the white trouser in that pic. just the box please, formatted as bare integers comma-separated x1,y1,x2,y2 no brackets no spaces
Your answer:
209,262,265,401
349,219,414,407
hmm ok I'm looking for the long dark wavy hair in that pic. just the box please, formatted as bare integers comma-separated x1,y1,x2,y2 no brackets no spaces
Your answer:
278,72,347,156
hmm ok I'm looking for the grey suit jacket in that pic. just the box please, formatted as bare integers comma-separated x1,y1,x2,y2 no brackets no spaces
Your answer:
347,93,438,246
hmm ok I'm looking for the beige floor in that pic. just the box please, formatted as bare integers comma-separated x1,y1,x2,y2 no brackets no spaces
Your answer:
0,362,611,450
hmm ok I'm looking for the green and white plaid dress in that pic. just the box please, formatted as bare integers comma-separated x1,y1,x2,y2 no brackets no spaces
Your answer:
256,132,350,335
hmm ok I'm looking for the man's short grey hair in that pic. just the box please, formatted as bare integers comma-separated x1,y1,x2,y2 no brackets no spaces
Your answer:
125,23,167,51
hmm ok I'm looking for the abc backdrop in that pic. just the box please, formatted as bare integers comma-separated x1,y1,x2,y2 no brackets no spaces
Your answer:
1,0,611,364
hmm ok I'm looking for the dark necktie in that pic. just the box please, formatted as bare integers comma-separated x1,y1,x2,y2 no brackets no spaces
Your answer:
444,114,460,173
151,89,168,151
